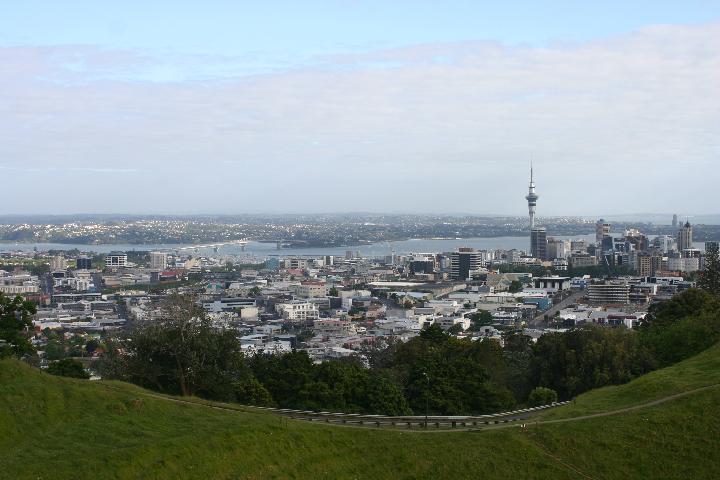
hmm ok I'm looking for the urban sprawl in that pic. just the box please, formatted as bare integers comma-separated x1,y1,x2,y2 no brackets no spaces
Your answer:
1,169,714,372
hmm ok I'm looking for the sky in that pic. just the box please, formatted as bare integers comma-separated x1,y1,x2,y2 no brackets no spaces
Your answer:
1,1,719,216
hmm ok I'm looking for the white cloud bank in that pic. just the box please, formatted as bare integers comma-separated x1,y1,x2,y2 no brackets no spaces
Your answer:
0,23,718,215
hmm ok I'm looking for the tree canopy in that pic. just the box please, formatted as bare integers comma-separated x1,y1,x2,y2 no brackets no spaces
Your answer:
699,243,720,296
0,293,37,359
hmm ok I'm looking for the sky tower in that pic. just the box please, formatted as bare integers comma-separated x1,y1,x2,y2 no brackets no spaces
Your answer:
525,164,539,228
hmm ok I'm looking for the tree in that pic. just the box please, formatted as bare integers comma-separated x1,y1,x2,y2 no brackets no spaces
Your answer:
640,289,720,366
447,323,464,335
469,310,493,331
530,326,654,399
699,243,720,296
419,323,448,344
85,339,101,355
508,280,523,293
107,294,255,400
0,293,36,359
328,286,339,297
29,263,50,276
528,387,557,406
47,358,90,379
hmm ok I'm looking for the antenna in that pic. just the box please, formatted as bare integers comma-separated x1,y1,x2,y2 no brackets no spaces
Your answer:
530,159,533,183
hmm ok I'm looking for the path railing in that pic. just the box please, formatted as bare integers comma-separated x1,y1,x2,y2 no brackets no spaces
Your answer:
243,400,571,429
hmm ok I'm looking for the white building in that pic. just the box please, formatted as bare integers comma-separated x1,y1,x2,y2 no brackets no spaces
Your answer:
0,273,39,294
291,282,326,299
150,252,168,270
314,319,357,336
50,255,67,271
106,251,128,268
276,301,320,322
667,256,699,273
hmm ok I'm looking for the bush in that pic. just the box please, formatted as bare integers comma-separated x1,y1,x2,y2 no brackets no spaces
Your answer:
640,289,720,366
528,387,557,406
47,359,90,379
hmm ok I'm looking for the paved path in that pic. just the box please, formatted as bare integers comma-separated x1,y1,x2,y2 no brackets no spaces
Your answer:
101,382,720,433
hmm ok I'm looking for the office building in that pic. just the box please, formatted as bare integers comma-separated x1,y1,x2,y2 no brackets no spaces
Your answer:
150,251,168,270
75,256,92,270
596,219,611,245
569,254,598,268
667,255,699,273
653,235,675,254
531,227,547,260
410,254,436,275
106,251,128,268
547,238,568,260
50,255,67,271
450,248,482,280
677,221,693,251
587,281,630,304
570,239,588,254
635,253,653,277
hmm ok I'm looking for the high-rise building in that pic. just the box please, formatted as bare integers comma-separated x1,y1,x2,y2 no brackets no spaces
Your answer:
106,251,128,269
706,241,719,254
653,235,676,254
450,247,482,280
635,253,653,277
625,229,649,252
677,221,693,251
570,239,588,254
75,256,92,270
50,255,67,271
596,219,611,245
409,253,436,275
531,227,547,260
150,251,168,270
672,214,678,228
525,164,539,229
547,238,568,260
587,281,630,304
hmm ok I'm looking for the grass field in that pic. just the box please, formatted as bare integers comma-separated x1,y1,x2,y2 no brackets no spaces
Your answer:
2,345,720,479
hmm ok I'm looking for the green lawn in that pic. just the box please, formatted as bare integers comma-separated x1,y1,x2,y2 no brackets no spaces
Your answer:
2,346,720,479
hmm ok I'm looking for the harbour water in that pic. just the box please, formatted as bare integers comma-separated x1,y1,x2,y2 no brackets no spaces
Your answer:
1,234,600,257
2,234,709,258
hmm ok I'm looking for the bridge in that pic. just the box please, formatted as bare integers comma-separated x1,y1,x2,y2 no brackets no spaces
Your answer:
175,239,249,251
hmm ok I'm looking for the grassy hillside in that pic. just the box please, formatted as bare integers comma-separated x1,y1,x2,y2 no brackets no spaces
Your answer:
2,346,720,480
539,341,720,420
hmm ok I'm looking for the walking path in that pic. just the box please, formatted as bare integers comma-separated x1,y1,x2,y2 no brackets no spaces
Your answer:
101,382,720,433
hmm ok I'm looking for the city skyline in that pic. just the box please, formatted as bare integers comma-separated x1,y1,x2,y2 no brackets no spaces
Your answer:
2,2,719,215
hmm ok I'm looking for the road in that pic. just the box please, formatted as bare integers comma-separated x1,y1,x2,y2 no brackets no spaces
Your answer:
528,289,585,327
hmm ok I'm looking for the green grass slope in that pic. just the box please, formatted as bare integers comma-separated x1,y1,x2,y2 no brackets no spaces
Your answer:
2,346,720,480
539,341,720,420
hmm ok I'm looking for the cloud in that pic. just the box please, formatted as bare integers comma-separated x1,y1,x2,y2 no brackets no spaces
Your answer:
0,165,140,174
1,23,719,215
